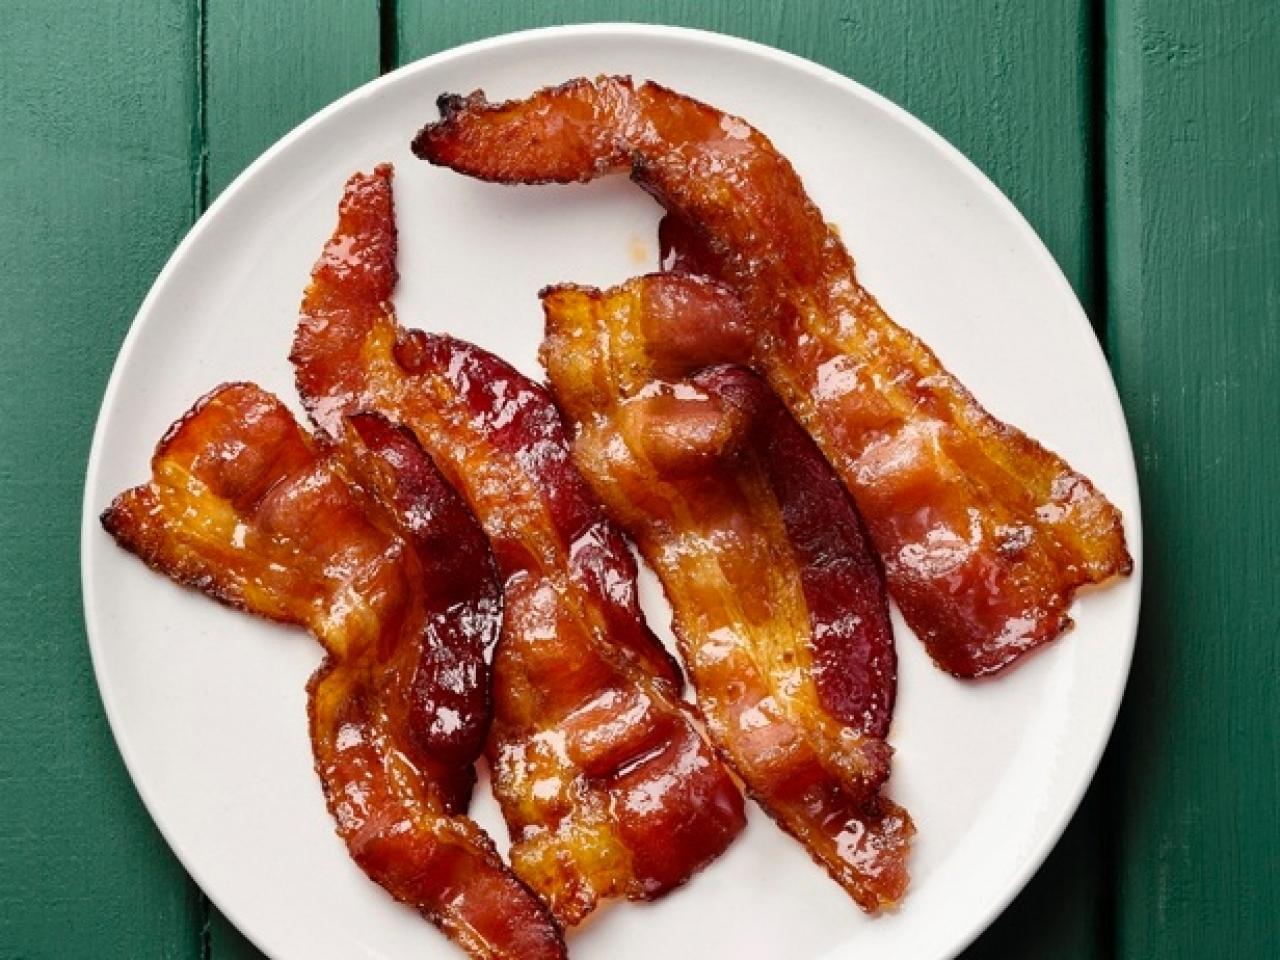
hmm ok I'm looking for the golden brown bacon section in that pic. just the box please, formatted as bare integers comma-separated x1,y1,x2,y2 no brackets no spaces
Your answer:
542,276,912,910
293,165,745,926
415,77,1134,678
101,384,565,960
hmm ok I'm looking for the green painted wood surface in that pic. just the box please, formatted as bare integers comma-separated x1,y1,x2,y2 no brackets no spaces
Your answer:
0,1,206,957
204,1,381,200
1,1,1276,958
1106,1,1280,956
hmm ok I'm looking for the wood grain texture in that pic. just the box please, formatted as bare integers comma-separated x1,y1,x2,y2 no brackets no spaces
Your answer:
204,0,380,198
1107,1,1280,956
0,2,206,957
397,4,1105,958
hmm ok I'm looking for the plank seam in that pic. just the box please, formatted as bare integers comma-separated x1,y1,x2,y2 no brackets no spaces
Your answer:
1088,0,1110,356
1085,3,1116,957
193,0,209,214
199,899,212,960
194,1,213,951
379,0,400,74
1092,2,1120,958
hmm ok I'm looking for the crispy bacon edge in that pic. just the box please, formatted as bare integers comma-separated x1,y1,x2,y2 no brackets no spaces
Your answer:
541,276,912,910
101,382,567,960
292,164,746,926
413,75,1133,678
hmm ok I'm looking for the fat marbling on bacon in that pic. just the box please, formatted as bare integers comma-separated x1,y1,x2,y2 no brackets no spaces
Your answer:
414,76,1133,678
542,274,912,910
102,384,566,960
292,164,746,927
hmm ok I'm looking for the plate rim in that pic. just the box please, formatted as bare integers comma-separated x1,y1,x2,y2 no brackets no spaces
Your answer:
80,21,1143,960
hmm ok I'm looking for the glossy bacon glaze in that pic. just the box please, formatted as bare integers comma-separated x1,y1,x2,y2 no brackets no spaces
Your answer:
415,77,1134,677
101,384,565,960
542,277,912,910
293,166,745,926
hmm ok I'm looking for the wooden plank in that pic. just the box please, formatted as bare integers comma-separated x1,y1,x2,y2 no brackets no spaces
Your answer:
1106,1,1280,956
199,1,379,955
0,1,205,956
396,4,1105,959
204,0,381,198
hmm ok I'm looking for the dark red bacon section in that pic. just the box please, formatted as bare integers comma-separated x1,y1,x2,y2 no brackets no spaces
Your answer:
542,276,911,910
415,76,1133,677
102,383,565,960
293,165,745,927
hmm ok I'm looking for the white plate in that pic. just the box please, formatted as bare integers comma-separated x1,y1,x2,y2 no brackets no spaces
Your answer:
82,23,1141,960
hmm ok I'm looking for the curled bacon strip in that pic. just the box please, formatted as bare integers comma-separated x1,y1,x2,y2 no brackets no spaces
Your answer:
293,165,745,926
542,275,912,910
415,77,1134,677
101,383,565,960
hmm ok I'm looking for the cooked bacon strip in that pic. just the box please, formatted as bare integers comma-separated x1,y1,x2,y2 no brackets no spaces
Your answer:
542,276,912,910
415,77,1133,677
101,384,565,960
293,165,745,926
